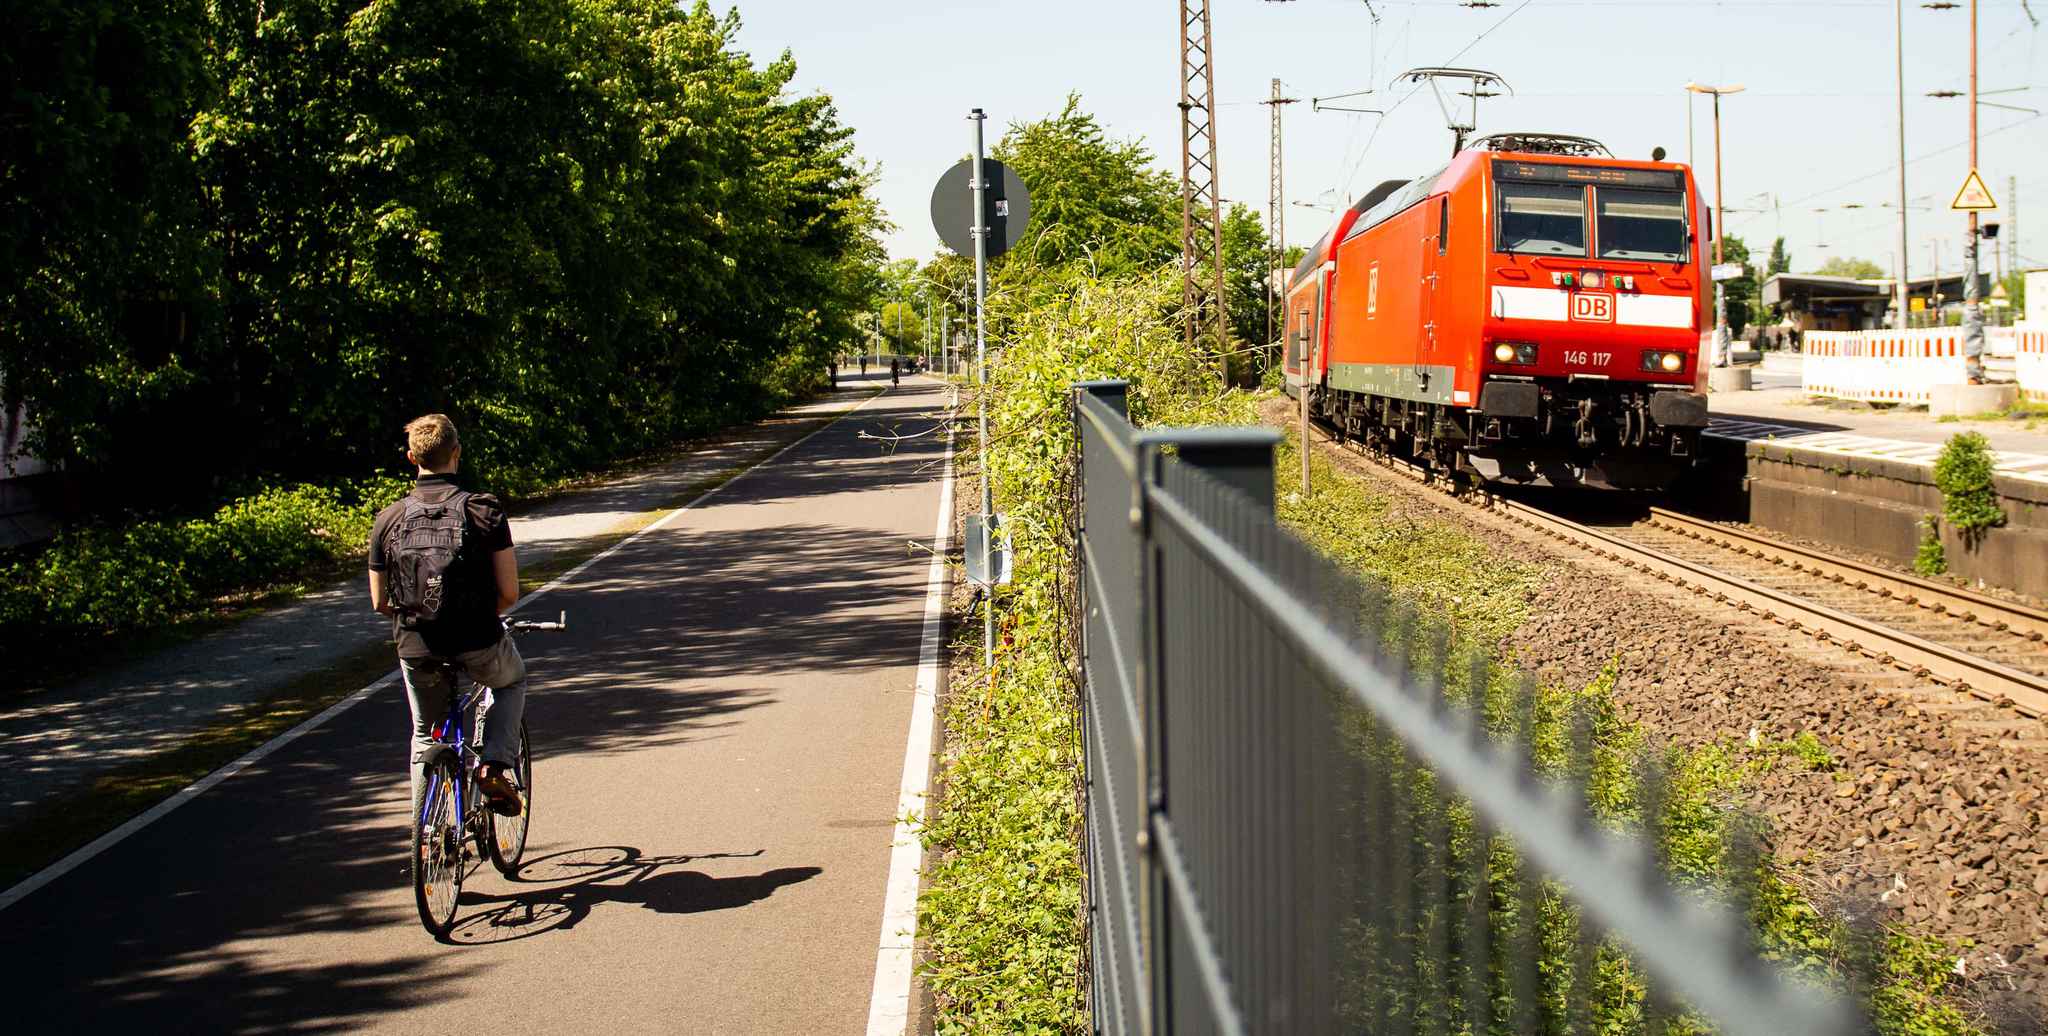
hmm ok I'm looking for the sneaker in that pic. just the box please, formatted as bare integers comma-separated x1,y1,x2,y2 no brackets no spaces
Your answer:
477,763,522,817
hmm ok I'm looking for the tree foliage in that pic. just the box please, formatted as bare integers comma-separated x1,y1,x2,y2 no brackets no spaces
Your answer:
2,0,884,503
1813,256,1886,280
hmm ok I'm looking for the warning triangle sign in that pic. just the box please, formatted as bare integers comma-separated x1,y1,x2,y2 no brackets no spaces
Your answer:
1951,168,1998,211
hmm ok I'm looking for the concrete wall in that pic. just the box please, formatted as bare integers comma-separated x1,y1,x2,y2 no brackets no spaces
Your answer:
1718,438,2048,599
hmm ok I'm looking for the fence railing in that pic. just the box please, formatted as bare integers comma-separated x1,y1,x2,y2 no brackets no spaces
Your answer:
1071,380,1862,1035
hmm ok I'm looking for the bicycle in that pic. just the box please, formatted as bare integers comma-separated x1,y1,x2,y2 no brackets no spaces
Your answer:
412,612,566,939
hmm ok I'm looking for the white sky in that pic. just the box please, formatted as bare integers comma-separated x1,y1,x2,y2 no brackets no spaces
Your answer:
732,0,2046,278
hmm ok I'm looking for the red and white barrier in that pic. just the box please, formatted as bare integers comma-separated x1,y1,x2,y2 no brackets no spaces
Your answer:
1802,330,1970,404
2018,326,2048,403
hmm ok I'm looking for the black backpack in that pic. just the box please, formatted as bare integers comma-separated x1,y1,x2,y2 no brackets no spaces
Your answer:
385,492,479,629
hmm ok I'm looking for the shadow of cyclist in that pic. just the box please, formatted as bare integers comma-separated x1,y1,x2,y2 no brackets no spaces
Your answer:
448,845,819,945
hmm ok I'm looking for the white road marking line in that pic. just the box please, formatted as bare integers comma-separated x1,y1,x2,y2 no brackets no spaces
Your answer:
865,416,955,1036
0,388,889,916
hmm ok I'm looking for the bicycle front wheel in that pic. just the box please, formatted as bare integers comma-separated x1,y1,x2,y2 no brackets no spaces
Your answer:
487,722,532,876
413,755,464,938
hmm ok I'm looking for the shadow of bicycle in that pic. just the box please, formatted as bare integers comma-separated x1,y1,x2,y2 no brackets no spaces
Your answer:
447,845,819,945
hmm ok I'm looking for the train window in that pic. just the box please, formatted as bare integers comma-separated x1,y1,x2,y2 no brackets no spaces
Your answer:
1495,182,1586,256
1437,198,1449,255
1596,187,1688,262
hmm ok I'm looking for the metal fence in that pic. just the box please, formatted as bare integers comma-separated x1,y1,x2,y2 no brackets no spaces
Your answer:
1071,380,1862,1036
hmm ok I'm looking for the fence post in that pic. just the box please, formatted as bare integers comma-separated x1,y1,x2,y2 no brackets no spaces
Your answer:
1134,426,1280,1032
1076,379,1130,420
1073,380,1131,1035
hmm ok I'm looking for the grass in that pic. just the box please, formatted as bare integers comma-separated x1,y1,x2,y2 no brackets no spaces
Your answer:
1277,417,1989,1035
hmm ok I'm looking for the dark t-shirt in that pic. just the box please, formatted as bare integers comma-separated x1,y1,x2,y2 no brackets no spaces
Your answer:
367,474,513,659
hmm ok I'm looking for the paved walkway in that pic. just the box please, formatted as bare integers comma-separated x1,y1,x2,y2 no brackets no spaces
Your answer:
0,382,885,827
1,377,953,1033
1709,353,2048,486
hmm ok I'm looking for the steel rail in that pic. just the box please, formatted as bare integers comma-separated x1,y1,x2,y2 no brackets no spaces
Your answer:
1487,497,2048,717
1641,507,2048,644
1309,425,2048,719
1143,475,1859,1036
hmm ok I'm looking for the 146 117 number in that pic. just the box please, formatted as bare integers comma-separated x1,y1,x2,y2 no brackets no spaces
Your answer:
1563,351,1612,367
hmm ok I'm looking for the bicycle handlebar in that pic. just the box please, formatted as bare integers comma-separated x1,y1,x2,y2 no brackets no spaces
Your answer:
505,611,568,633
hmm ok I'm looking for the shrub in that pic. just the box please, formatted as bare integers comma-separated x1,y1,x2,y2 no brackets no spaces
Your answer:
1914,515,1947,576
1932,432,2002,546
0,477,407,641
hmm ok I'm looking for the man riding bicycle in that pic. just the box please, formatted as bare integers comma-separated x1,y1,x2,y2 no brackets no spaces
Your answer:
367,414,526,817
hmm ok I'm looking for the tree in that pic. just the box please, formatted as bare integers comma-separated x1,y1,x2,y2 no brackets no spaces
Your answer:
991,95,1178,275
1767,237,1791,276
1719,235,1757,337
1813,256,1886,279
3,0,887,503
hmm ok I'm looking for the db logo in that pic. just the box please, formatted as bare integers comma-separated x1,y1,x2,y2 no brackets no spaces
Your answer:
1570,293,1615,322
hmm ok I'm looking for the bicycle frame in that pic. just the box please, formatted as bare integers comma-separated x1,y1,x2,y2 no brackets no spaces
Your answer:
417,679,491,831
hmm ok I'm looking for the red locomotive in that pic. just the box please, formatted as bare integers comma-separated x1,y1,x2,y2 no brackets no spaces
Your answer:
1283,134,1711,489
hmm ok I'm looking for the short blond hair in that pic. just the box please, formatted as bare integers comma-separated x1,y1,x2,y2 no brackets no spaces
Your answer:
405,414,460,469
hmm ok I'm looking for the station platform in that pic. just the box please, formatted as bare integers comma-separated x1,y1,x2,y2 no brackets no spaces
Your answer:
1696,363,2048,597
1706,359,2048,488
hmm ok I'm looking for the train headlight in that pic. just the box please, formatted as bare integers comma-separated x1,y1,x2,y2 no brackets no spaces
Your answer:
1492,342,1538,365
1641,350,1687,374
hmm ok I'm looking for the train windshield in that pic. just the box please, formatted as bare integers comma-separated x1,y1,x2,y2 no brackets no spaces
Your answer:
1596,187,1689,262
1495,182,1586,256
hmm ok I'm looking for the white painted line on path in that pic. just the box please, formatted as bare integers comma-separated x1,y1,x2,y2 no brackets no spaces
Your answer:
0,388,889,916
864,417,956,1036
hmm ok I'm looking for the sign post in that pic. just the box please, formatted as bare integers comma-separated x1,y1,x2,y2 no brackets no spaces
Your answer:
930,112,1032,672
1953,167,1998,382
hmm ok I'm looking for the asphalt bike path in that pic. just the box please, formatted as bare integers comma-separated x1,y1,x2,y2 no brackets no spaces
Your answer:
0,386,883,828
1,378,953,1034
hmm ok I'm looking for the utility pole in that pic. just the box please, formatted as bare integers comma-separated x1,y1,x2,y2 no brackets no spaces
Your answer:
1895,0,1911,329
1689,82,1744,367
1178,0,1228,364
1262,79,1298,368
1964,0,1985,381
2011,176,2020,277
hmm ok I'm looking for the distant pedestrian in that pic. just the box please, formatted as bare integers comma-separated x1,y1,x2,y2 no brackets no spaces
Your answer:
860,355,868,377
890,358,900,386
829,359,838,389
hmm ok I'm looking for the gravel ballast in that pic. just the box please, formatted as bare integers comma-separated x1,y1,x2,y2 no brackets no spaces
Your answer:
1265,399,2048,1019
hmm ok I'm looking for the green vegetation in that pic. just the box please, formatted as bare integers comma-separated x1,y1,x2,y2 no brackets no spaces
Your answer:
917,269,1246,1032
1815,257,1888,280
0,478,406,644
3,0,882,509
1278,431,1984,1035
915,95,1276,1031
1915,515,1948,576
1932,432,2005,547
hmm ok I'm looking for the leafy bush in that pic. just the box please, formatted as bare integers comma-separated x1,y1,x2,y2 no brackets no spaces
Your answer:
0,477,407,640
1933,432,2003,546
918,264,1243,1032
1915,514,1947,576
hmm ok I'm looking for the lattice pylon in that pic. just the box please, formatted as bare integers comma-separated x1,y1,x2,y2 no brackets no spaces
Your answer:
1263,78,1297,363
1179,0,1227,360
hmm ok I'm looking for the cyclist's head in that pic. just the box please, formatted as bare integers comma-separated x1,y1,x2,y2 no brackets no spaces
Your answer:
405,413,461,473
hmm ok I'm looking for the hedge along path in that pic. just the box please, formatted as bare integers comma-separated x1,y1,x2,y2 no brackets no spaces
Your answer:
0,389,884,888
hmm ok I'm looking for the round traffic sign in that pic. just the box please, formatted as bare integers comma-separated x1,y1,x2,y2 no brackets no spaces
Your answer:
930,158,1031,259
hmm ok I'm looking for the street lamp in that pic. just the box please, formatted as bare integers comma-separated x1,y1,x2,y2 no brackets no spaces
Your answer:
1687,82,1745,367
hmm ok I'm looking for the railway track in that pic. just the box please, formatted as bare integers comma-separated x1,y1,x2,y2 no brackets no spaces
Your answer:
1309,422,2048,726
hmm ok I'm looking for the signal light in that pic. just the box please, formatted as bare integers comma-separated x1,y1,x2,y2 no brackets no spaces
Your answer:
1493,342,1538,365
1641,350,1686,373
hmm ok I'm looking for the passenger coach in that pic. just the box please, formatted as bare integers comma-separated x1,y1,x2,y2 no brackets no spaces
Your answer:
1285,135,1711,490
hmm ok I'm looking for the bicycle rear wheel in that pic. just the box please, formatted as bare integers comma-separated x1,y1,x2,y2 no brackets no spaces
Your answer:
487,722,532,876
413,755,464,938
